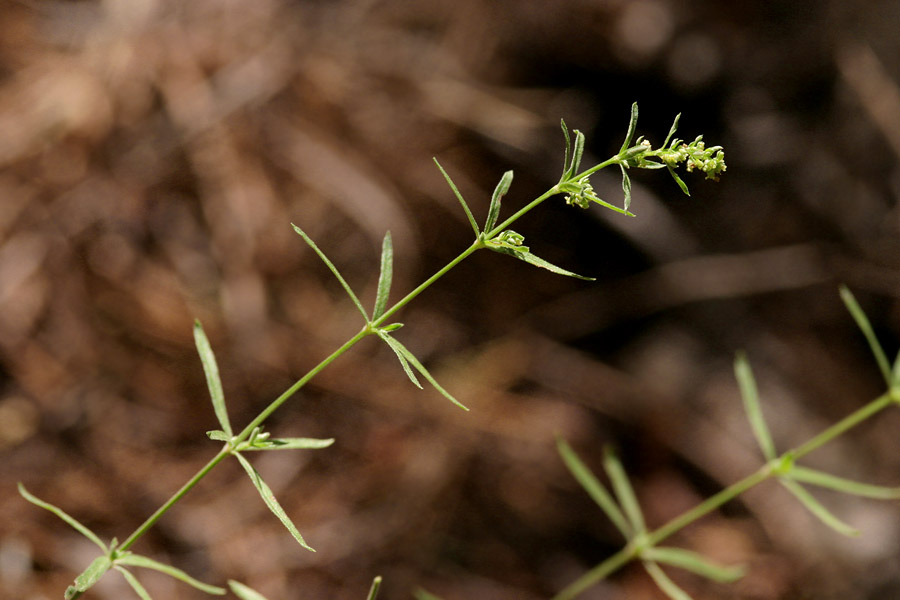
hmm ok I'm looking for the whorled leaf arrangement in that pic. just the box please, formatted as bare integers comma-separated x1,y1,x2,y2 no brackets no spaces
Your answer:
20,104,736,599
551,286,900,600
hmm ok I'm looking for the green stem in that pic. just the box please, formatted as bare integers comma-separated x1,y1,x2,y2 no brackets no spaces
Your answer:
485,188,560,240
792,392,893,460
118,447,231,552
552,545,636,600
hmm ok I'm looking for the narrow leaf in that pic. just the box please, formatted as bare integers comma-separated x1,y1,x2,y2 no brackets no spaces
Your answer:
66,556,112,599
292,224,370,322
560,119,573,178
229,580,271,600
642,547,745,583
114,566,153,600
570,129,586,177
734,353,776,460
194,320,231,437
234,452,316,551
207,430,230,442
488,246,595,280
840,286,892,386
245,437,336,451
662,113,682,148
18,483,108,553
603,447,646,534
619,102,639,155
377,330,423,389
383,333,468,410
367,576,383,600
788,466,900,499
643,561,694,600
372,232,393,321
620,165,632,212
556,436,631,538
892,348,900,389
484,170,513,234
779,478,860,537
433,159,480,237
667,165,691,196
116,554,226,595
414,590,444,600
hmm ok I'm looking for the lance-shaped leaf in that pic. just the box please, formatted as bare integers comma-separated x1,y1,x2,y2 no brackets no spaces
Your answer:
643,561,694,600
603,447,646,535
484,170,513,234
372,232,393,321
194,320,232,437
292,224,369,322
779,478,860,537
787,465,900,499
556,436,631,538
367,576,383,600
734,353,776,461
486,231,594,281
233,451,316,551
116,553,226,595
840,286,892,386
619,102,639,155
207,430,230,442
244,436,336,451
662,113,682,149
667,165,691,196
560,119,586,180
65,556,112,600
620,165,633,212
18,483,108,553
376,330,468,410
229,580,270,600
413,590,444,600
433,159,480,237
642,547,745,583
115,566,153,600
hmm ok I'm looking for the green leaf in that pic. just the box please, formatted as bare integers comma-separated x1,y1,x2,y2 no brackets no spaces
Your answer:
413,589,444,600
486,243,595,281
643,561,694,600
367,575,383,600
619,102,639,155
245,437,336,451
292,224,370,323
229,580,271,600
66,556,112,599
734,353,776,461
642,547,745,583
787,466,900,499
892,349,900,389
433,159,480,237
620,165,632,212
556,436,631,538
667,165,691,196
377,330,423,389
194,321,232,437
662,113,682,148
114,566,153,600
603,447,646,534
840,286,892,387
233,451,317,551
18,483,108,553
570,129,586,178
484,170,513,234
376,331,468,410
560,119,573,178
373,232,393,321
207,430,230,442
779,478,860,537
116,553,226,595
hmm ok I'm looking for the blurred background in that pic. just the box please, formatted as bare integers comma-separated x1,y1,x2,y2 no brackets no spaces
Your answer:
1,0,899,598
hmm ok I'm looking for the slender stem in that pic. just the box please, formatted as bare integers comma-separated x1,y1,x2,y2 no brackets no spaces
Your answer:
552,545,636,600
485,188,560,240
572,156,620,182
118,447,231,552
792,392,893,460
